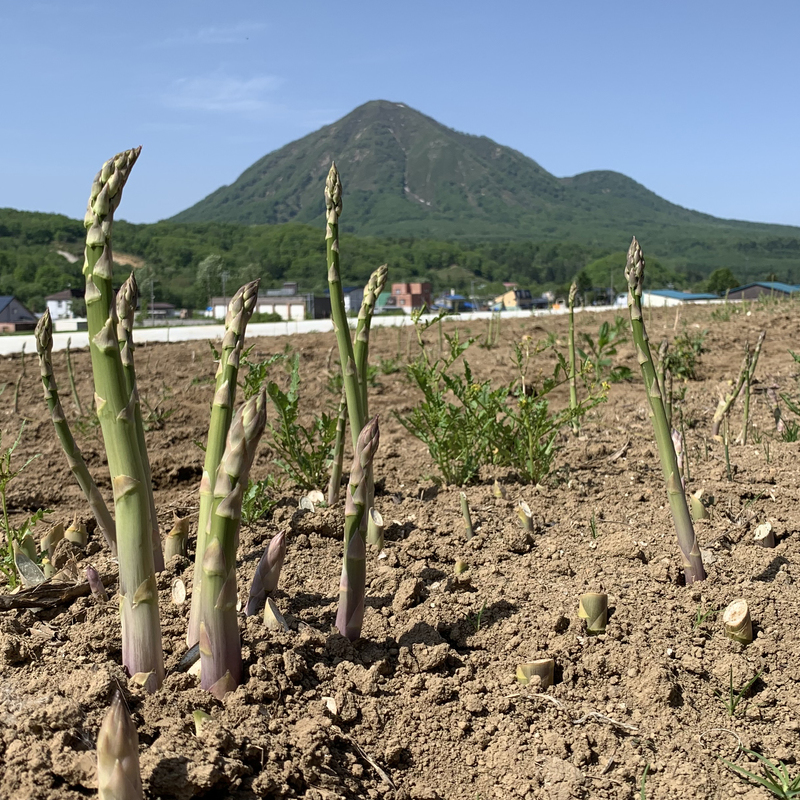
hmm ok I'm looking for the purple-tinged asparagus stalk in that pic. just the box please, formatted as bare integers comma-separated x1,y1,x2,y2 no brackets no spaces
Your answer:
187,280,259,648
198,388,267,700
87,565,108,601
97,692,142,800
245,530,286,616
335,416,380,641
82,148,164,689
34,310,117,554
626,237,706,585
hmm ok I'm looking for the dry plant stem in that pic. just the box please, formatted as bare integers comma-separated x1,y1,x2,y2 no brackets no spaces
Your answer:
460,492,474,540
163,515,190,560
199,389,267,699
65,338,84,415
335,416,380,641
116,273,163,571
516,659,554,689
578,592,608,634
626,237,705,584
748,330,766,380
245,529,286,616
568,281,579,435
97,692,142,800
711,350,749,437
187,281,259,648
722,598,753,645
34,311,117,554
740,346,752,445
83,147,163,690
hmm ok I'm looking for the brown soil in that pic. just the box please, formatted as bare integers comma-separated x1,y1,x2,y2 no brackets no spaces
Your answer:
0,302,798,800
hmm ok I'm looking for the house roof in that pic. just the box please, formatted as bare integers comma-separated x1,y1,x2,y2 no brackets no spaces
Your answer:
45,289,84,302
643,289,718,301
0,296,37,320
728,281,800,295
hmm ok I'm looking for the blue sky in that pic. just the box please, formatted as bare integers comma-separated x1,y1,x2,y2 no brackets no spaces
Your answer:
1,0,798,226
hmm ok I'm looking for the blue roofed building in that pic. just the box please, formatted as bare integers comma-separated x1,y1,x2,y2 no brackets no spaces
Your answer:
725,282,800,301
641,289,718,307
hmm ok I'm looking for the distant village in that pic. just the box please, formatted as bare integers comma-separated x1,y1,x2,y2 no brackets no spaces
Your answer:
0,280,796,333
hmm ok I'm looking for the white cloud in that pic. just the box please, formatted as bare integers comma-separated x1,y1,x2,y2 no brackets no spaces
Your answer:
163,75,282,114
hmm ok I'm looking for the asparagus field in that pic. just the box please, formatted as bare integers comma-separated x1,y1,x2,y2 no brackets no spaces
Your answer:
0,154,799,800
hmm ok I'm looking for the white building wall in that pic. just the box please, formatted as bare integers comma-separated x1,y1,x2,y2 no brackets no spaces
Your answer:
47,299,71,320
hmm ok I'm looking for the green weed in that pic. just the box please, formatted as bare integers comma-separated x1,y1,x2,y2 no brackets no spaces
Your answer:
723,748,800,798
714,666,762,717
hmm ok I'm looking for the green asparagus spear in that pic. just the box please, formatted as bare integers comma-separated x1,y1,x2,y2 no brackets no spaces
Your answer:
83,147,164,689
187,281,259,648
35,310,117,554
625,237,705,584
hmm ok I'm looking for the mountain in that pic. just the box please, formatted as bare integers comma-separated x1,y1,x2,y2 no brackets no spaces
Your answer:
172,100,799,249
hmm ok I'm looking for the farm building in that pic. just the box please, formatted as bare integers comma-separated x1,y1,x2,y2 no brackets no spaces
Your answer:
725,281,800,300
0,296,37,332
45,288,84,320
388,282,433,313
640,289,718,307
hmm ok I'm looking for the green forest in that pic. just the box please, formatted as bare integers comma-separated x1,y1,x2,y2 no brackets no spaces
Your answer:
0,207,796,312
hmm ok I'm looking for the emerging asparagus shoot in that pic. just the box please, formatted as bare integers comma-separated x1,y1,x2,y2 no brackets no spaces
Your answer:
625,237,705,585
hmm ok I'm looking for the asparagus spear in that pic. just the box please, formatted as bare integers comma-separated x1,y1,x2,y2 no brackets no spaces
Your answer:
328,264,388,505
245,529,287,615
83,147,164,689
625,237,705,584
198,388,267,699
117,273,163,571
327,387,347,506
65,337,83,415
325,163,364,447
97,692,142,800
335,416,380,641
568,281,579,435
711,349,749,437
187,281,259,647
34,310,117,554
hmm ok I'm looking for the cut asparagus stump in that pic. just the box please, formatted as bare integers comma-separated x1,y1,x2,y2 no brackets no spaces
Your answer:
263,597,290,631
516,501,534,533
335,416,380,642
82,148,164,690
187,281,260,648
625,237,706,585
689,490,710,522
753,522,776,548
460,492,474,540
516,659,555,689
245,530,287,616
578,592,608,635
722,598,753,645
97,692,143,800
164,515,190,560
198,389,268,699
366,508,384,551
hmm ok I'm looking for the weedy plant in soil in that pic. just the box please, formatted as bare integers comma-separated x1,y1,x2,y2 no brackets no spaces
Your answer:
397,309,605,486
